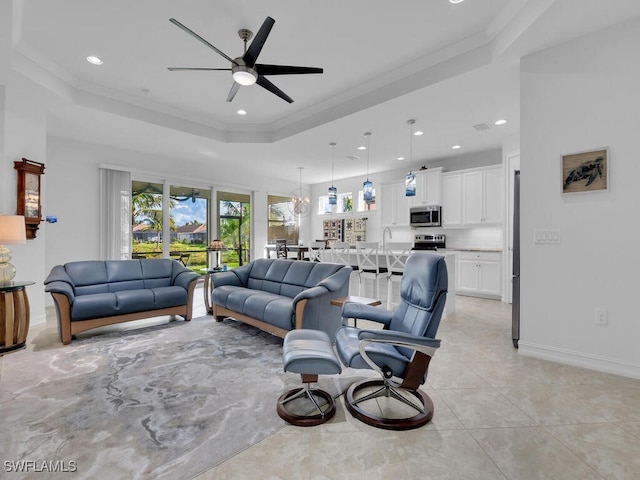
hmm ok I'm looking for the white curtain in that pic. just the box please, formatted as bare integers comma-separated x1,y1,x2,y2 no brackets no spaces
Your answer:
99,167,132,260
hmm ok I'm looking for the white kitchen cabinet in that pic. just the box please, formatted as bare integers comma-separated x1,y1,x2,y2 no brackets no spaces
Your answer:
462,166,502,225
409,167,443,207
455,251,502,298
381,182,410,226
441,172,462,227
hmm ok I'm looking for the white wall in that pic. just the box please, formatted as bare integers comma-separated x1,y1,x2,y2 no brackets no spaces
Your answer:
45,136,304,277
519,18,640,378
1,73,48,326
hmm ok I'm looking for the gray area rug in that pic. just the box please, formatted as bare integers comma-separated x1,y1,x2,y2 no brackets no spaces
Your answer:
0,317,355,479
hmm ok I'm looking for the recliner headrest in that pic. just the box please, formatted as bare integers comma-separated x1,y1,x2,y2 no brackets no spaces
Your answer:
400,253,448,312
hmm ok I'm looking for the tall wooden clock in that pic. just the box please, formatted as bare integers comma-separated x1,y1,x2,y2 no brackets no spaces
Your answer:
14,158,46,239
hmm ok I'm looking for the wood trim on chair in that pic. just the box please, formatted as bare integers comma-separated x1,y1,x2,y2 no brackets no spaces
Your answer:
213,305,290,339
399,352,431,391
213,298,309,339
294,299,308,330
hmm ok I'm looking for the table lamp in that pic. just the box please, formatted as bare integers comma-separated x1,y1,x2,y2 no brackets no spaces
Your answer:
0,215,27,284
208,239,225,270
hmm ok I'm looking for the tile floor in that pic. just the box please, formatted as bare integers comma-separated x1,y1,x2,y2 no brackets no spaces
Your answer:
11,273,640,479
196,273,640,480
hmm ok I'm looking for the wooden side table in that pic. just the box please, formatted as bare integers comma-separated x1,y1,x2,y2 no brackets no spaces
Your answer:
330,295,382,327
0,281,35,355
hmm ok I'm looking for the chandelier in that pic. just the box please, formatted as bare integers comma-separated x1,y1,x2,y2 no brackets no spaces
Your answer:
289,167,311,216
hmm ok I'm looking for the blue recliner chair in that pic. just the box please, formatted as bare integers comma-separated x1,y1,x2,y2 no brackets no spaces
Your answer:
335,253,448,430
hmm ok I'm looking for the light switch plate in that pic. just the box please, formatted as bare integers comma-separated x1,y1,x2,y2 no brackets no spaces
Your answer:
534,229,561,244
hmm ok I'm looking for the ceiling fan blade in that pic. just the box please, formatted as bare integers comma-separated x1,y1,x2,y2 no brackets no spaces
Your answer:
256,76,293,103
226,82,241,102
243,16,275,68
169,18,237,65
167,67,232,71
255,64,323,76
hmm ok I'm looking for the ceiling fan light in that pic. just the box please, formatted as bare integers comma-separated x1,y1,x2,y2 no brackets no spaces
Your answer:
232,66,258,86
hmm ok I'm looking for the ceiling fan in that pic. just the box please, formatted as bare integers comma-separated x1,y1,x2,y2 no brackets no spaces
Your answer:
167,16,323,103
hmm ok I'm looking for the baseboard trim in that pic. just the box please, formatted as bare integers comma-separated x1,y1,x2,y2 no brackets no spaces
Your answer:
517,341,640,380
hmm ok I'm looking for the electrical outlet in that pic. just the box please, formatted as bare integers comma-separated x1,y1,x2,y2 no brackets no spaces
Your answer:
595,308,608,326
534,229,561,244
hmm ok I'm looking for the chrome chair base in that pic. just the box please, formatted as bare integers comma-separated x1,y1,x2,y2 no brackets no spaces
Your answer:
344,379,434,430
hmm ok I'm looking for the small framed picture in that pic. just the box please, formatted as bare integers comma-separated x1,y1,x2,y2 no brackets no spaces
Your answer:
561,148,608,194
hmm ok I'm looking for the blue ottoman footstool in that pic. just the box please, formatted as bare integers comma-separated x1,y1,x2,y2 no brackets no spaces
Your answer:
277,329,342,426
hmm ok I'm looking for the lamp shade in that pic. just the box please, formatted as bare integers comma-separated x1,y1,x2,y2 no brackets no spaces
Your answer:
208,239,225,251
0,215,27,245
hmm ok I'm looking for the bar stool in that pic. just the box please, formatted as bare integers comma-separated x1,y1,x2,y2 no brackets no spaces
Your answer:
308,241,326,262
384,242,412,309
355,241,381,297
330,241,351,266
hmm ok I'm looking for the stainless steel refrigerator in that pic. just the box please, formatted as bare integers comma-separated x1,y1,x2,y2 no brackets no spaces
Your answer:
512,170,520,348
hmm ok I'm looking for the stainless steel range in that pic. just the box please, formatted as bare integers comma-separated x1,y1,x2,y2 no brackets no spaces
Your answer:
413,233,446,251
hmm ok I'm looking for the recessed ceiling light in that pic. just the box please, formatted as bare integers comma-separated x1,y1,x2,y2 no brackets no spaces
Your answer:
357,146,367,151
414,130,424,136
450,0,464,4
495,119,507,125
237,109,247,115
397,156,405,161
452,145,461,150
86,56,103,65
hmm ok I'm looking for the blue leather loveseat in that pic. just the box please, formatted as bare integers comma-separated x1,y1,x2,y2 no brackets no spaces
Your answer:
210,258,352,341
45,259,199,345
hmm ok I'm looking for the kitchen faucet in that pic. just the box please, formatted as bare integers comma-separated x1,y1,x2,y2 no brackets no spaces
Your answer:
382,226,392,250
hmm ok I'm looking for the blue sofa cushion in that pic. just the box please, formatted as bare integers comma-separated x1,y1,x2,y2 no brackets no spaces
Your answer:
106,260,143,282
115,289,156,314
71,293,118,321
152,286,188,309
243,292,294,331
212,285,246,308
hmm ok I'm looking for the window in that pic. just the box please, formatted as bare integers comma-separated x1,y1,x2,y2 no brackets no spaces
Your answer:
130,180,211,272
268,195,298,244
357,189,376,212
318,192,353,215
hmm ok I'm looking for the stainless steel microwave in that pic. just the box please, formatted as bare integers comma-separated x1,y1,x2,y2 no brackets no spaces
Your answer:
410,205,442,227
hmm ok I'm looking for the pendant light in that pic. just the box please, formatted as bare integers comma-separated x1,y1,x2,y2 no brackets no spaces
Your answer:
328,142,337,205
362,132,373,203
405,119,417,197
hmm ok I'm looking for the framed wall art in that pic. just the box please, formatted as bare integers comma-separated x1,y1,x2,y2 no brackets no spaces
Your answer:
561,148,608,195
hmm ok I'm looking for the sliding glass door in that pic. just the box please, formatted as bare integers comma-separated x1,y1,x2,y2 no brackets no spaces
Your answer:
131,180,211,272
218,192,250,268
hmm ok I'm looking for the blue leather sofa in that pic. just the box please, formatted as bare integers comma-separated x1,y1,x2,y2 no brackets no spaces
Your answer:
210,258,352,341
44,259,199,345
